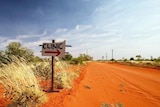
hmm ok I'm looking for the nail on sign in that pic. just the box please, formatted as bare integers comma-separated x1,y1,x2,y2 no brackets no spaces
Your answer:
42,41,65,57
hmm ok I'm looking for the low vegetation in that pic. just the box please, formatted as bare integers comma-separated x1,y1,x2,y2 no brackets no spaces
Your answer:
0,57,47,107
101,102,123,107
32,60,80,89
62,53,93,64
0,41,93,106
116,60,160,69
105,55,160,69
0,55,81,106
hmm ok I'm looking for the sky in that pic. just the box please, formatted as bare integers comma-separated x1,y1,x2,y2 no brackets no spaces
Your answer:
0,0,160,60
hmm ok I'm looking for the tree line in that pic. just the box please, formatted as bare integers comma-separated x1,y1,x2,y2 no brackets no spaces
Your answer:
0,42,93,65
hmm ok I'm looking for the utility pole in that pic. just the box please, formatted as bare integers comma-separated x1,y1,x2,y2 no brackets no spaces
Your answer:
112,49,113,61
106,53,107,60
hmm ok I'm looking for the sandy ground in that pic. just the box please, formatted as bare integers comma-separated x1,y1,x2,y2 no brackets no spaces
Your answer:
63,62,160,107
1,62,160,107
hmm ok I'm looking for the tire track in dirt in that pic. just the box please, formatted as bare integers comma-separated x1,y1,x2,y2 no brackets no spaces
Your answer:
106,63,160,106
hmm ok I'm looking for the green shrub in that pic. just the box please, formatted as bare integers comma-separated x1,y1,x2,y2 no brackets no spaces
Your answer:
70,58,83,65
130,57,134,61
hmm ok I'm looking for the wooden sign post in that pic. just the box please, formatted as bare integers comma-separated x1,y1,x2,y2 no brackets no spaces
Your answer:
41,39,66,92
51,39,55,92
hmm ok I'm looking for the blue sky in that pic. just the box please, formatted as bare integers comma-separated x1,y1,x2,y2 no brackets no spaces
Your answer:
0,0,160,60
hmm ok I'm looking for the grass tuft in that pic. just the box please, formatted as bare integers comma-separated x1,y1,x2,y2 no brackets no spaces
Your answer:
32,60,80,90
101,102,124,107
0,57,47,107
101,102,111,107
55,70,78,89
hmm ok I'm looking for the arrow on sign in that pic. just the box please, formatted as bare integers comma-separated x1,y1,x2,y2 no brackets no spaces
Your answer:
44,49,61,56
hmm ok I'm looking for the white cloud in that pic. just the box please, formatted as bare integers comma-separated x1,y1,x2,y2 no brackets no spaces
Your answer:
0,36,8,42
55,28,68,33
94,7,106,13
0,36,8,50
17,30,47,39
74,25,93,32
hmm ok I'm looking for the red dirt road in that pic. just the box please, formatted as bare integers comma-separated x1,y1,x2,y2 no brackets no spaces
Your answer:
63,62,160,107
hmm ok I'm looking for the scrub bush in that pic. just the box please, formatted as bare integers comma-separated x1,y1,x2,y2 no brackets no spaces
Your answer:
0,57,47,107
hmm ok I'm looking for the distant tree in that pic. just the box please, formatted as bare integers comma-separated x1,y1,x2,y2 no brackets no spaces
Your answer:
5,42,34,62
5,42,21,56
154,56,160,62
78,54,93,61
69,53,93,65
110,58,115,61
122,57,127,61
62,54,72,61
136,55,141,61
70,58,83,65
157,57,160,62
130,57,134,60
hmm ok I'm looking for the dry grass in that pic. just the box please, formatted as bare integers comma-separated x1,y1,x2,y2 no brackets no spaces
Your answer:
33,60,80,90
0,57,47,107
117,60,160,69
101,102,123,107
55,69,79,89
55,61,80,89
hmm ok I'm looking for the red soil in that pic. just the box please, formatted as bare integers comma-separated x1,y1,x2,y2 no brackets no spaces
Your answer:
64,62,160,107
0,85,10,107
1,62,160,107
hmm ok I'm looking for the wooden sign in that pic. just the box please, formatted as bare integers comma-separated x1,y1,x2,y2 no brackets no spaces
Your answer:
42,41,65,58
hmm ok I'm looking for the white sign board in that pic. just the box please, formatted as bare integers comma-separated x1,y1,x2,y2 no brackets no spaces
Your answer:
42,41,65,58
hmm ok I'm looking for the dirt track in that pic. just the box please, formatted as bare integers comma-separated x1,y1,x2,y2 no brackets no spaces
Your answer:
63,62,160,107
